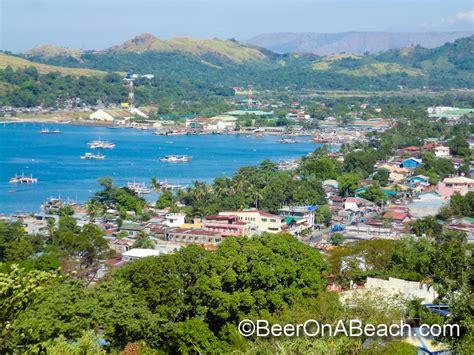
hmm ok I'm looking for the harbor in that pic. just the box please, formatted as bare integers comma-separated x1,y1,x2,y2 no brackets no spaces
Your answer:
0,123,321,214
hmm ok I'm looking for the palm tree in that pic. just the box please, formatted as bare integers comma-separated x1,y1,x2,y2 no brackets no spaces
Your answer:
85,199,103,222
46,218,56,241
150,176,159,191
132,230,156,249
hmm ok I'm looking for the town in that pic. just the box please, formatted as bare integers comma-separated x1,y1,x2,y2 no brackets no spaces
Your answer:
1,3,474,352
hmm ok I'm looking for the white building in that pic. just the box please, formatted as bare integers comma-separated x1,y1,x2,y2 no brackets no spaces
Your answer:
219,209,285,235
365,277,438,304
163,213,186,227
122,248,163,261
434,145,450,158
89,108,148,122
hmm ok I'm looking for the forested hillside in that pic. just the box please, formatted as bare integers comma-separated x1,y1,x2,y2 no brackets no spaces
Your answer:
1,35,473,108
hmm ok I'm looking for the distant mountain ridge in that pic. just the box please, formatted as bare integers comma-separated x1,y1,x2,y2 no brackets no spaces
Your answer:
247,31,474,55
26,33,271,64
10,34,474,91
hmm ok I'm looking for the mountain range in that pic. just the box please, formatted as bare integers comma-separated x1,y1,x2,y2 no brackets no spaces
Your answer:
247,31,474,55
1,33,474,92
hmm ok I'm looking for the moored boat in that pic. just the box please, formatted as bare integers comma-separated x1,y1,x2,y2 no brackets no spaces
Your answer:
159,155,192,163
81,152,106,160
88,139,115,149
9,173,38,184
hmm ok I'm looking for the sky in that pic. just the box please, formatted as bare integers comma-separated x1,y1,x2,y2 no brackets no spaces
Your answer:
1,0,473,52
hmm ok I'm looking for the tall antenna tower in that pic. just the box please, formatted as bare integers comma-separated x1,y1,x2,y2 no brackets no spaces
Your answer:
247,85,253,109
124,71,136,111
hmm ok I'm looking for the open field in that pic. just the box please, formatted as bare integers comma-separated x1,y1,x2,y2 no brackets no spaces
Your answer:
0,53,106,76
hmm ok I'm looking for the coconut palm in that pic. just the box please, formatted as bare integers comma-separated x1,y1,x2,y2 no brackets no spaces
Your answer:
132,230,156,249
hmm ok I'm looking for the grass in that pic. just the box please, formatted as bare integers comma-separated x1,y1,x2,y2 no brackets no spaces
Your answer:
0,53,106,76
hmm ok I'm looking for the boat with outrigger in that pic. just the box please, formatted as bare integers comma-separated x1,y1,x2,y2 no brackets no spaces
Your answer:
127,181,152,195
81,152,106,160
158,180,187,190
9,173,38,184
41,128,62,134
159,155,192,163
88,139,115,149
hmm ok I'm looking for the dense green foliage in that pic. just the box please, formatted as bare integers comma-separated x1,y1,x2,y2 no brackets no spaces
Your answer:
177,160,326,217
2,36,473,109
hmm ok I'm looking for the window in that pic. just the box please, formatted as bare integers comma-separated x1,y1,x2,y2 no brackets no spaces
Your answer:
270,219,276,222
261,218,267,222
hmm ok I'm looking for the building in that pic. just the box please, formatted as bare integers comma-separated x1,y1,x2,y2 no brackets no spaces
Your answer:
163,213,186,227
119,223,145,237
401,158,422,169
434,145,450,158
164,228,223,245
89,108,148,122
219,209,286,235
277,205,316,230
203,215,248,236
436,176,474,198
365,277,438,304
408,175,430,186
122,248,167,261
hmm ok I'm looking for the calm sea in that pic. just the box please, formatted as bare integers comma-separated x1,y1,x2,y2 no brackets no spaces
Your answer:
0,123,321,214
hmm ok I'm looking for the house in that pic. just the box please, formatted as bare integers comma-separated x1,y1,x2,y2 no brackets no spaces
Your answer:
163,213,186,227
165,228,223,245
219,209,286,235
203,215,248,236
434,145,450,158
408,175,430,186
383,208,411,224
376,164,410,183
119,223,145,237
366,277,438,304
277,205,316,230
122,248,171,261
436,176,474,198
401,158,422,169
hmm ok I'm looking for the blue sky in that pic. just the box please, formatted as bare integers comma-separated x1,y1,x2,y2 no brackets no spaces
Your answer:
1,0,473,52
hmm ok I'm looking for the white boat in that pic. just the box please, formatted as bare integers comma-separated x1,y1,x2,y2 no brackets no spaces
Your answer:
41,128,62,134
88,139,115,149
159,155,192,163
127,182,151,195
81,152,105,160
9,173,38,184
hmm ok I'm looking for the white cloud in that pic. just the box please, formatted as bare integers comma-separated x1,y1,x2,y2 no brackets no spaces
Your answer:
456,10,474,23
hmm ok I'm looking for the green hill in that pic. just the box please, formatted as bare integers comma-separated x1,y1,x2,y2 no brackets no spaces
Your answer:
21,34,473,90
0,53,105,76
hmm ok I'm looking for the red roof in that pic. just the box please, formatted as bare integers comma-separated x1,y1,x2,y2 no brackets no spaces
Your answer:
383,211,409,221
206,215,239,221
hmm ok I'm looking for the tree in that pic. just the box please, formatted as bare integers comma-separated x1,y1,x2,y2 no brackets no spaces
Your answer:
373,168,389,187
431,231,470,299
315,205,332,226
156,190,175,209
360,185,387,205
0,265,58,350
328,233,345,246
132,230,156,249
447,135,470,157
85,199,104,222
337,173,361,197
411,216,442,237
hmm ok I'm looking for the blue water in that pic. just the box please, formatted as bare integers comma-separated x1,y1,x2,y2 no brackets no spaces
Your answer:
0,123,321,214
